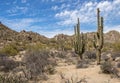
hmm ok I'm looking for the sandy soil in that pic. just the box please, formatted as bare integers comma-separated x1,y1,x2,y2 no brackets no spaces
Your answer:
13,52,120,83
43,61,120,83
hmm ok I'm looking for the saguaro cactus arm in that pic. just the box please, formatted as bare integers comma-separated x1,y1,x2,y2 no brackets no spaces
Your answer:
74,18,86,59
93,8,104,64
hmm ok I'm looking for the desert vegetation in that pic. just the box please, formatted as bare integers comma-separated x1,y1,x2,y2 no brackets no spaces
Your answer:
0,8,120,83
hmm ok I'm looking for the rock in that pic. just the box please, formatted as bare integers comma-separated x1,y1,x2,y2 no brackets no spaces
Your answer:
115,57,120,62
101,53,112,61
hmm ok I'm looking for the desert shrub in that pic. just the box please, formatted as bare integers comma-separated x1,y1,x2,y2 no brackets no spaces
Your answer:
50,51,67,58
101,52,112,61
83,51,96,59
56,51,67,58
112,42,120,52
100,60,119,77
102,42,112,52
117,62,120,68
13,41,27,51
26,42,47,51
100,60,112,74
0,74,27,83
0,44,19,56
76,60,89,68
64,44,72,51
0,53,19,72
111,52,120,60
22,50,55,80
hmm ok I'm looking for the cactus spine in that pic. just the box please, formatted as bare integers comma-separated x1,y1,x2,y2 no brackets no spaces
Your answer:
94,8,104,64
74,18,85,59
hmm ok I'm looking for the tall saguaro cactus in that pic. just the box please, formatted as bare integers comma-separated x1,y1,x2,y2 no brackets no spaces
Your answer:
74,18,85,59
94,8,104,65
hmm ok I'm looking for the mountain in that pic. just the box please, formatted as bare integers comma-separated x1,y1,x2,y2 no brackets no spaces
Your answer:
0,23,120,47
0,23,18,42
0,23,49,45
17,30,49,43
104,30,120,43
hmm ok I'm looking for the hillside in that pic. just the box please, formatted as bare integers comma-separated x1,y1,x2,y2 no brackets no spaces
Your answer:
0,23,49,44
0,23,18,42
105,30,120,43
0,23,120,50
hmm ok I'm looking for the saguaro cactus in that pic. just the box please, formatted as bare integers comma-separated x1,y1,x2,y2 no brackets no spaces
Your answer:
74,18,85,59
94,8,104,65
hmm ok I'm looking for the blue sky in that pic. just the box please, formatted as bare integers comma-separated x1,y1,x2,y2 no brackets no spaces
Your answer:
0,0,120,38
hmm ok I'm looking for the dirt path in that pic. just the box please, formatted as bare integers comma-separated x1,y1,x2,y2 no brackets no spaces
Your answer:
43,61,120,83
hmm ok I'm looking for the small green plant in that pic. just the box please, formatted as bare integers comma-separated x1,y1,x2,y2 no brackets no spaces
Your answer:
112,42,120,52
0,44,19,56
26,42,47,51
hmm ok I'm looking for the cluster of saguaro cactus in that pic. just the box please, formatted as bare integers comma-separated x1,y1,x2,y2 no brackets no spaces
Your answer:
74,18,85,59
93,8,104,65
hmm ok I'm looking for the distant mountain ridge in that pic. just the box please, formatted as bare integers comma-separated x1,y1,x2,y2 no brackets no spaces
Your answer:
0,23,120,44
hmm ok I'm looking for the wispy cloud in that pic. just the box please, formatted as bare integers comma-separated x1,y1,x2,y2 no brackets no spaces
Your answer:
6,5,29,16
51,3,70,11
0,17,42,31
21,0,27,3
51,5,59,10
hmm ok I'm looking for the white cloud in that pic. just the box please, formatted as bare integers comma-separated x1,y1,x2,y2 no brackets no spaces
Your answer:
52,5,59,10
6,6,28,15
21,0,27,3
0,18,41,31
55,10,71,17
42,0,49,2
55,0,120,26
61,3,70,9
52,3,70,11
104,25,120,33
39,28,92,38
38,29,74,38
0,16,73,38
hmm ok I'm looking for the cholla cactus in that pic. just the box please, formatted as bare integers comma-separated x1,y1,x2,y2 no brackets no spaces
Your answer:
74,18,85,59
93,8,104,65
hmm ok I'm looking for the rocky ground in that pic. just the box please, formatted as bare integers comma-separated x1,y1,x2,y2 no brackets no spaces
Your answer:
1,50,120,83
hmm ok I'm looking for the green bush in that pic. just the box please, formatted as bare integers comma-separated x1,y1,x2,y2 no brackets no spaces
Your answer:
64,44,72,51
26,42,47,51
0,44,19,56
112,42,120,52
